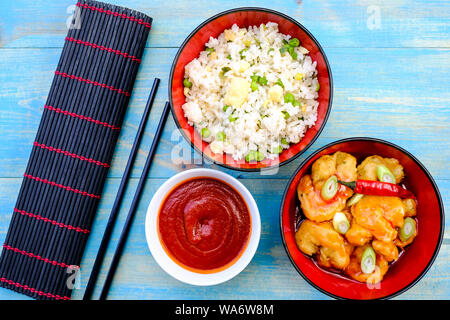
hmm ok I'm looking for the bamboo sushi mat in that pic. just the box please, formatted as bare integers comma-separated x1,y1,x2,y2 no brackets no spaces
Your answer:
0,0,151,300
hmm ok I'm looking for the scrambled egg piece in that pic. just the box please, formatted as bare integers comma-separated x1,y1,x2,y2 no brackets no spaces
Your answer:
357,155,404,183
295,220,351,270
224,77,250,108
238,61,250,73
224,29,236,41
268,85,283,103
209,52,217,60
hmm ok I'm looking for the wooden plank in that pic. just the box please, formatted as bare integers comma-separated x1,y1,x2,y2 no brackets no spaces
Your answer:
0,177,448,300
0,47,448,180
0,0,449,49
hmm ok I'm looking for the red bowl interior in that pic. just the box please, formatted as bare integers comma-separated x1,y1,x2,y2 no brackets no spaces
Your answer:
169,8,332,170
280,138,444,299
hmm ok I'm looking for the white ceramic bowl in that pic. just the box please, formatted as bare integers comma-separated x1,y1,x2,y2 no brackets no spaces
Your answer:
145,168,261,286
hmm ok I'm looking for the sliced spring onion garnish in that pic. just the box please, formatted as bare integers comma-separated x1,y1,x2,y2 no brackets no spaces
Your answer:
201,128,210,138
399,217,416,242
272,145,283,154
216,131,226,141
183,78,192,88
376,165,396,183
361,247,376,274
347,193,364,207
332,212,350,234
321,175,338,201
245,150,257,162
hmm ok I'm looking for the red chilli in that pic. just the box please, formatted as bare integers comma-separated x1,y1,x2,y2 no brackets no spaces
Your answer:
338,180,416,199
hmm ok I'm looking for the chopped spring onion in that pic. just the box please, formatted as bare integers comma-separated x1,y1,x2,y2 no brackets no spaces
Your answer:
272,145,283,154
219,66,231,79
332,212,350,234
290,50,298,60
275,78,285,89
399,217,416,242
347,193,364,207
288,38,300,47
245,150,264,162
223,105,231,112
229,114,238,122
282,111,290,119
281,138,288,145
284,93,295,104
321,175,338,201
315,83,320,92
256,151,265,161
280,45,289,55
258,75,268,86
376,165,396,183
251,81,259,91
216,131,226,141
226,54,232,60
201,128,210,138
183,78,192,88
205,47,215,55
361,247,376,274
239,48,248,59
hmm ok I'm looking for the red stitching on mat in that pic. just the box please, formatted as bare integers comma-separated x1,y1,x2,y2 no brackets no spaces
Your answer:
0,277,70,300
34,142,110,168
3,244,79,270
23,173,101,199
44,105,121,131
65,37,142,63
54,71,131,96
13,208,90,234
76,2,152,29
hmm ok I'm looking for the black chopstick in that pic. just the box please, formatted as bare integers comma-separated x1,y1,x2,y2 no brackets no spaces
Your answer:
98,101,170,300
83,78,161,300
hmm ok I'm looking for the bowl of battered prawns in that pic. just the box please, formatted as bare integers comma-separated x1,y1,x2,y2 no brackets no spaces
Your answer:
280,137,444,299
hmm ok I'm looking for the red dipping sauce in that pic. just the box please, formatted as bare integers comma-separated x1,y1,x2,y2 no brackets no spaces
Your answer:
158,177,251,273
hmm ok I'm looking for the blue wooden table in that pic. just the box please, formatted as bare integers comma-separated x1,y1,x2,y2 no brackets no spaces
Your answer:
0,0,448,300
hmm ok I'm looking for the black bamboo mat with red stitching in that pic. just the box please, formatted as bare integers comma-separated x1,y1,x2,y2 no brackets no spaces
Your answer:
0,0,151,300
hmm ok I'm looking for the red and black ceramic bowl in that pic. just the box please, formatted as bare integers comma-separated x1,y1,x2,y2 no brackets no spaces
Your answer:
169,7,332,171
280,137,444,300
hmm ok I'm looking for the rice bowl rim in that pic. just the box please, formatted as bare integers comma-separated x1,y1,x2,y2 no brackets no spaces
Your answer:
168,7,333,171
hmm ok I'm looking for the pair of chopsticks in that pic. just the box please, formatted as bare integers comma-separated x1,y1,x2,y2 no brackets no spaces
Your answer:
83,78,170,300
